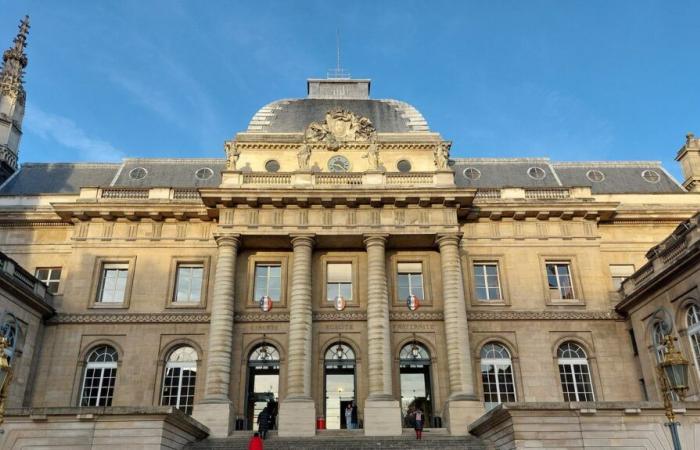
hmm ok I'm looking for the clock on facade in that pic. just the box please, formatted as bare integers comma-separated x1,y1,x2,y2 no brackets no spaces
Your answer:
327,155,351,172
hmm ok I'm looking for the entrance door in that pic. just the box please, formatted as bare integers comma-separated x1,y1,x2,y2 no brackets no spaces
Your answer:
399,343,433,427
246,343,280,430
324,343,356,429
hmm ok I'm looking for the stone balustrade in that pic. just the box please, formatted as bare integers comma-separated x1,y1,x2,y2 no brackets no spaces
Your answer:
222,171,455,187
621,212,700,296
0,252,52,301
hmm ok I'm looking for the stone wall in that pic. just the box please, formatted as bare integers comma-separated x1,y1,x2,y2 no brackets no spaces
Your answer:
0,406,209,449
470,402,700,449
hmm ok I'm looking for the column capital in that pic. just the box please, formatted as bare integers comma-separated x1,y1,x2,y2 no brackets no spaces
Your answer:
290,233,315,248
363,233,389,248
435,233,463,247
214,233,241,248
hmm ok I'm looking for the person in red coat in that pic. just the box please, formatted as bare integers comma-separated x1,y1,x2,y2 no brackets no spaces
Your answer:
248,432,264,450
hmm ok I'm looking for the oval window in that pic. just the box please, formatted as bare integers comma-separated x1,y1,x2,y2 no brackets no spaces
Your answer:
527,167,546,180
265,160,281,173
195,167,213,180
397,160,412,173
128,167,148,180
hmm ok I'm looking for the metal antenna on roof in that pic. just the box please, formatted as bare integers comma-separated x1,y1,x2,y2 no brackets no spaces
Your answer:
327,28,350,79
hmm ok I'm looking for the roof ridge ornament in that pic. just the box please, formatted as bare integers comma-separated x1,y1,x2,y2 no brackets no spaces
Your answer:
304,108,376,150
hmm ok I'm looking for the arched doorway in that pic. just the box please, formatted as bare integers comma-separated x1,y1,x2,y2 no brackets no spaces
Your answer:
324,341,356,429
399,341,433,427
246,341,280,429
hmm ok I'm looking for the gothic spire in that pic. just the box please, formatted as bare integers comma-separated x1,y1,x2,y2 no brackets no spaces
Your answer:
0,15,30,103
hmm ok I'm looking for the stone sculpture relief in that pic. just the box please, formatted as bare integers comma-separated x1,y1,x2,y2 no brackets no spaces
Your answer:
224,141,240,170
305,108,376,150
297,143,311,170
434,141,451,170
363,141,381,170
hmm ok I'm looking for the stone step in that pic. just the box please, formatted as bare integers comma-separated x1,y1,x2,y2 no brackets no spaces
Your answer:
185,429,491,450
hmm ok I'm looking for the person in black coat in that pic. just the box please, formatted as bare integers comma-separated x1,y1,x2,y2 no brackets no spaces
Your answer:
257,407,271,440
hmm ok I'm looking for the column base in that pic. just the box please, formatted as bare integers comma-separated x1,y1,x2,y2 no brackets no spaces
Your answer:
192,401,233,437
443,398,485,436
278,397,316,437
363,398,402,436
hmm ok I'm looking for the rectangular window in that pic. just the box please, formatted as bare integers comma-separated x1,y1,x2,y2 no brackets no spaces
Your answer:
397,262,424,301
35,267,62,294
546,262,575,300
610,264,635,291
253,263,282,302
473,263,502,301
174,264,204,303
327,263,352,301
98,263,129,303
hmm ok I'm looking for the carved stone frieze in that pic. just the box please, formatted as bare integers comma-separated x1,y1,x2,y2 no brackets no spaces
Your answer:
466,310,623,321
235,313,290,322
50,313,211,324
390,312,444,321
305,108,376,149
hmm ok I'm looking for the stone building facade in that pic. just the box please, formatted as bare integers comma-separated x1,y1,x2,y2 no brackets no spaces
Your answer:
1,16,700,449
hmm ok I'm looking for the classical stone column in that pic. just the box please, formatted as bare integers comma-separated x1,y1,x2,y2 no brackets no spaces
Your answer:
278,234,316,437
363,234,402,436
436,233,483,435
192,233,240,437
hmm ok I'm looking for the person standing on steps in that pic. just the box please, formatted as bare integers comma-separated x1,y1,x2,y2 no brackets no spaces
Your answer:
248,432,264,450
412,407,424,440
257,406,271,440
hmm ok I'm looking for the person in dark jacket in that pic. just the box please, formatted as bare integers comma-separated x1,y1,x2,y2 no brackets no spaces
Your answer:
257,407,271,440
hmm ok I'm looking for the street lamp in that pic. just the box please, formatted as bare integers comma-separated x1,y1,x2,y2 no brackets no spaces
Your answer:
0,337,13,427
658,335,690,450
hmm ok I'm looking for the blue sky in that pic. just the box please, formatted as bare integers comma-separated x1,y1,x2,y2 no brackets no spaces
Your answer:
1,1,698,180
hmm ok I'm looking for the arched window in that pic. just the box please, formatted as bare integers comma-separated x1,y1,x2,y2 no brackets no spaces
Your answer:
652,322,667,363
399,342,430,364
325,343,355,370
557,342,595,402
0,315,18,363
80,345,118,406
687,305,700,376
480,343,516,410
161,346,198,415
249,343,280,366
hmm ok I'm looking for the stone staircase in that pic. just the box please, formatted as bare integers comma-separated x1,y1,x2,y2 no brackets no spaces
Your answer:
185,429,492,450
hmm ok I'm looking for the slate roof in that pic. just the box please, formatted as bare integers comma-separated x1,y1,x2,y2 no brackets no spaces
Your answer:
0,163,120,195
246,99,430,133
452,159,684,193
0,158,685,196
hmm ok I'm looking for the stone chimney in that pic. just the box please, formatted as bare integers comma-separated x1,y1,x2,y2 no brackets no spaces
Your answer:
676,133,700,192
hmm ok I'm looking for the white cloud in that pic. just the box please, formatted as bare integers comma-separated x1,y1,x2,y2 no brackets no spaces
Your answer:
24,105,123,161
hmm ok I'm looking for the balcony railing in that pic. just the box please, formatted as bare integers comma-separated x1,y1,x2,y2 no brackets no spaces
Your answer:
0,252,51,301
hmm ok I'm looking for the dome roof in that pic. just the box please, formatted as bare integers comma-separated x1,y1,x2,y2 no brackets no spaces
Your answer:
246,78,430,133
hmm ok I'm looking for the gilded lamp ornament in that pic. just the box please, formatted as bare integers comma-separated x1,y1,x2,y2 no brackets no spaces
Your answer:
0,336,13,427
657,334,690,450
